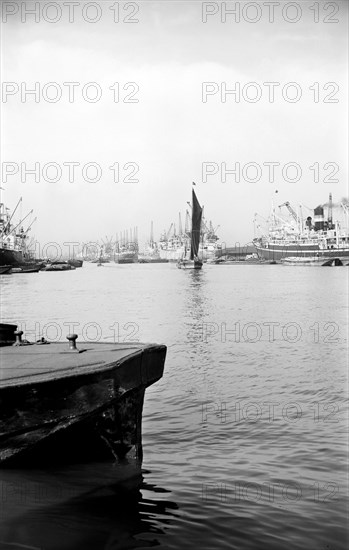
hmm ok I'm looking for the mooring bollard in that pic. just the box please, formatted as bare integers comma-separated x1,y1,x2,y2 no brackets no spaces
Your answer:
66,334,79,352
13,330,23,346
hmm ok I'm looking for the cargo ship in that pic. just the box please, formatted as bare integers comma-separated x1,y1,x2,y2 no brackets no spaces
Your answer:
114,243,138,264
138,222,168,263
113,228,139,264
253,195,349,263
0,198,37,267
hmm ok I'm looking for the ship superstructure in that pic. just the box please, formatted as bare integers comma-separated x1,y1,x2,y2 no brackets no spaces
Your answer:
0,198,36,266
253,195,349,262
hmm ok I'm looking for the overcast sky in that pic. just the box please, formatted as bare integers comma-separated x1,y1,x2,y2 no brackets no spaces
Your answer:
1,0,348,249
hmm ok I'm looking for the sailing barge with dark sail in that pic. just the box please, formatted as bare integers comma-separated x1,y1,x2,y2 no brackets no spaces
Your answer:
177,188,203,270
0,327,166,466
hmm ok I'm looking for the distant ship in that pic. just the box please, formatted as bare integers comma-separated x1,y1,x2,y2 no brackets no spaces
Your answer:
200,222,222,261
114,243,138,264
253,194,349,263
157,231,186,262
0,198,37,267
138,222,168,263
89,245,110,264
157,201,221,262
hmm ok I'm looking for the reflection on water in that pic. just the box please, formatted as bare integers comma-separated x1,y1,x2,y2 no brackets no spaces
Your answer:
0,461,178,550
185,270,210,318
1,264,348,549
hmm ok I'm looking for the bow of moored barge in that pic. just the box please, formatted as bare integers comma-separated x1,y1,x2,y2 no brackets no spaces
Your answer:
0,337,166,466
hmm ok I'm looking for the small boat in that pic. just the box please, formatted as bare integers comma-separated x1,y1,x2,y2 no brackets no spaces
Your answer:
138,257,169,263
97,253,106,266
91,257,110,263
322,257,344,266
0,326,166,466
0,265,12,274
68,259,83,268
91,246,110,264
281,256,344,266
177,187,203,270
42,261,74,271
11,266,40,273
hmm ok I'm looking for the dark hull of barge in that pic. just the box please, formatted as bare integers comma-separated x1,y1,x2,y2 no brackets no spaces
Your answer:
0,341,166,467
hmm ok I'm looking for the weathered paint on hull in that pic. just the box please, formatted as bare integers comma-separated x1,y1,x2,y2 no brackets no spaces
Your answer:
0,341,166,466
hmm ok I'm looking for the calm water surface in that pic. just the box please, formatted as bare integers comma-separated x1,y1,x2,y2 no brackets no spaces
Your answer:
0,263,348,550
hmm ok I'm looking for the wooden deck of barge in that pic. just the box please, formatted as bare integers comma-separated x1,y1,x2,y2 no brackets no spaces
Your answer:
0,342,165,387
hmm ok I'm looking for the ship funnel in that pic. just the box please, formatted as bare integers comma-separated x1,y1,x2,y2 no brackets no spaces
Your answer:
314,206,324,231
305,216,313,230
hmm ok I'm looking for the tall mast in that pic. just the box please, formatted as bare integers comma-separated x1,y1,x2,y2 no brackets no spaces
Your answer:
298,205,303,232
328,193,333,228
185,210,190,234
150,221,154,245
23,217,37,235
3,197,22,233
6,210,34,237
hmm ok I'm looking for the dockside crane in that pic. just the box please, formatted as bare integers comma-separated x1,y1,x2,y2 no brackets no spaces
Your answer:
341,202,349,215
178,213,183,236
340,201,349,227
6,210,34,238
166,223,173,241
185,211,190,235
278,201,298,222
